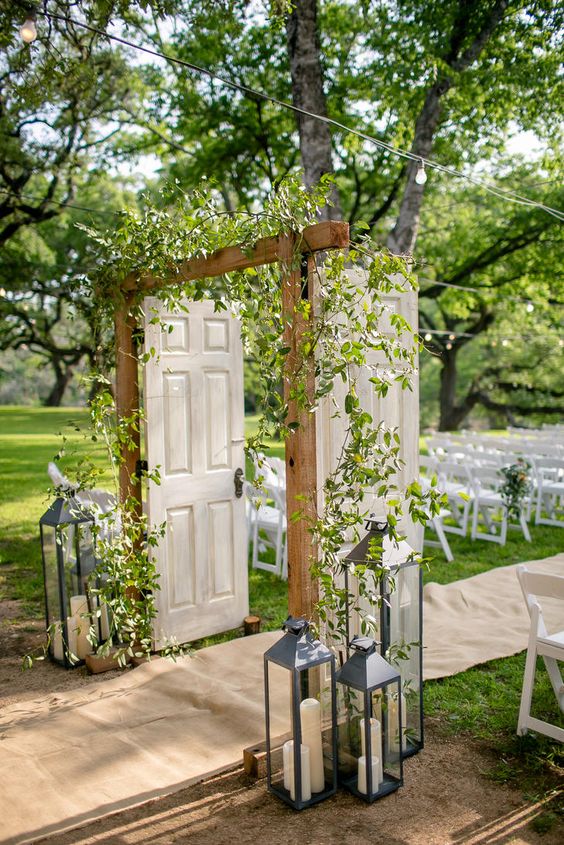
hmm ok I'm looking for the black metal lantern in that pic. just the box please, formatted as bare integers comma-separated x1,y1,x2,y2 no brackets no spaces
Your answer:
39,496,103,668
344,517,423,757
336,636,403,802
264,617,337,810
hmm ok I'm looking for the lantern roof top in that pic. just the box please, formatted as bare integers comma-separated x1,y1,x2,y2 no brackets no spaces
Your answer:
344,518,416,571
336,636,400,691
40,496,94,526
264,616,334,670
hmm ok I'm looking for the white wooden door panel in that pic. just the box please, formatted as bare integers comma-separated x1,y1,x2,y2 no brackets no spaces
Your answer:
316,269,420,548
144,298,248,648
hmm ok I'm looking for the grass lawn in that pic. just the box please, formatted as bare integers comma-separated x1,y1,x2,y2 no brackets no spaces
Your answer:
0,406,562,817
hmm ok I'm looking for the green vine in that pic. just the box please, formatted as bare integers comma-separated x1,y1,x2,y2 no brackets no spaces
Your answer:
62,175,444,661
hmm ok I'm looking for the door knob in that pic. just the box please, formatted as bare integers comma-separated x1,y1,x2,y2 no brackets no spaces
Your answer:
234,467,244,498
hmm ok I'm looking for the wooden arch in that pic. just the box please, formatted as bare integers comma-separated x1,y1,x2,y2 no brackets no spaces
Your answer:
115,220,349,621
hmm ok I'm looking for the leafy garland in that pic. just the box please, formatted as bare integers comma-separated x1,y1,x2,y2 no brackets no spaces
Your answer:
498,458,532,521
58,176,442,662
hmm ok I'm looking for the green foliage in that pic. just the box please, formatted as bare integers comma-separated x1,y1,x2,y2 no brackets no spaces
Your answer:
499,459,533,521
425,652,563,797
80,176,441,648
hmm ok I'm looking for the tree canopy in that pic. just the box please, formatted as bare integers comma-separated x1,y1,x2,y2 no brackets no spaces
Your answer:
0,0,562,423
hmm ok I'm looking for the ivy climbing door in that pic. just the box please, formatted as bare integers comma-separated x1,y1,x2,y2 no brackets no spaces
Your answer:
143,298,248,648
316,268,420,547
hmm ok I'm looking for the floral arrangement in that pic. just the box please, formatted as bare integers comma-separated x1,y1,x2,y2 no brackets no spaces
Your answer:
499,458,532,520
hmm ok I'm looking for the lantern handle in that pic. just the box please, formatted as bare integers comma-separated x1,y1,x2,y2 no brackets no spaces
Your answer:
282,616,309,636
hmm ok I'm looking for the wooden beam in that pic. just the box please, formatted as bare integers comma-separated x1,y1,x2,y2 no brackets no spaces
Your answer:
123,220,349,294
280,235,319,620
114,295,142,511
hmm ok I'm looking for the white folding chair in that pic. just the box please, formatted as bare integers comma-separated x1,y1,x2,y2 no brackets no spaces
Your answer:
422,508,454,562
470,466,531,545
419,470,454,561
435,461,474,537
534,458,564,528
245,481,287,578
516,565,564,743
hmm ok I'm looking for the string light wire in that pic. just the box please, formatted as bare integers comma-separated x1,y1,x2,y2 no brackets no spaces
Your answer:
39,10,564,222
0,188,119,217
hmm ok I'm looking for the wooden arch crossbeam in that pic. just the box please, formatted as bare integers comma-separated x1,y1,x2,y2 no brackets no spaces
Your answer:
115,220,349,620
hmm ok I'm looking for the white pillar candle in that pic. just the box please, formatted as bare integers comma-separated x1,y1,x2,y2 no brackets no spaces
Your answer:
357,755,380,795
66,616,79,663
387,692,407,754
282,740,311,802
299,698,325,793
52,623,64,662
360,717,383,784
68,614,90,659
100,603,111,641
70,594,88,616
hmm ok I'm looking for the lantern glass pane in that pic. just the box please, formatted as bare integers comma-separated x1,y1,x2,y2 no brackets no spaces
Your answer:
62,524,81,605
74,523,97,595
298,664,335,797
266,661,292,796
381,685,402,784
266,659,335,807
336,686,364,784
388,561,422,753
42,526,60,632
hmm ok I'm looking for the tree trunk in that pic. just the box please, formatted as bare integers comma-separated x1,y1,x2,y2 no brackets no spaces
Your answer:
286,0,342,220
44,359,73,407
386,0,509,255
386,83,447,255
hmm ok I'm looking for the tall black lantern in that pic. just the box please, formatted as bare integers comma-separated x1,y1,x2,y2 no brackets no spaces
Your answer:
264,617,337,810
336,636,403,802
344,517,423,757
39,497,102,668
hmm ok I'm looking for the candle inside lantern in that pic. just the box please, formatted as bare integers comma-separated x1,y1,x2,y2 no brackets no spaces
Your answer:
387,691,407,754
66,617,79,663
67,614,90,660
357,754,380,795
100,603,111,641
299,698,325,792
52,623,64,662
70,594,88,616
360,717,383,785
282,740,312,802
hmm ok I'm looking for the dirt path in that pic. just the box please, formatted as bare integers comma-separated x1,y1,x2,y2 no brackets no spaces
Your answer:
1,601,562,845
31,730,562,845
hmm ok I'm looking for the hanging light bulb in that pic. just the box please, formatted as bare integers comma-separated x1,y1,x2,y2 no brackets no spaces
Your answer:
424,332,432,342
20,16,37,44
526,302,534,313
415,160,427,185
448,333,456,341
445,342,453,350
501,339,509,347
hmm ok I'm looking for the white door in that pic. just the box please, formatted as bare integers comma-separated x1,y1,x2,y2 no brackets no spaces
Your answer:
144,298,248,647
316,268,420,546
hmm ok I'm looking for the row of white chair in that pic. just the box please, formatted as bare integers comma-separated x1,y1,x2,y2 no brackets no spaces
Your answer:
421,453,564,554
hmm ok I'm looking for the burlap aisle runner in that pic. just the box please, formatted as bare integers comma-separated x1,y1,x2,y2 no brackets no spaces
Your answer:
0,553,562,843
0,631,284,845
423,553,564,679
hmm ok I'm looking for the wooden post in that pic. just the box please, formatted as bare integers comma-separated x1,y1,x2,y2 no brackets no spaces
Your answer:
280,235,319,620
114,294,142,512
